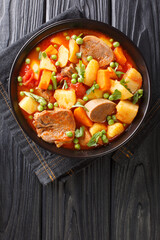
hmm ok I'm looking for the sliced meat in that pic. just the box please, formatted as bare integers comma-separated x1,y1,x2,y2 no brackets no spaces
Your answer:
80,36,114,67
61,63,76,78
85,99,116,123
79,128,92,147
36,88,52,102
33,109,76,147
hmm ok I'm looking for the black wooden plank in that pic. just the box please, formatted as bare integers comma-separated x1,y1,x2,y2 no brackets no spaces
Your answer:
42,1,111,239
0,0,45,239
111,0,160,239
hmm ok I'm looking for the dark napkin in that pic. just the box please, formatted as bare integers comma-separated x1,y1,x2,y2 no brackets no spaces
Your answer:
0,6,160,185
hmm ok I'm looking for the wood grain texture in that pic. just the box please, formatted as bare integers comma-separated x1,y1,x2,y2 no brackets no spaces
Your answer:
42,157,111,240
0,0,44,239
111,0,160,239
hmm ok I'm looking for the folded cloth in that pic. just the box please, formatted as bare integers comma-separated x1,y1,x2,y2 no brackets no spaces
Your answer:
0,6,160,185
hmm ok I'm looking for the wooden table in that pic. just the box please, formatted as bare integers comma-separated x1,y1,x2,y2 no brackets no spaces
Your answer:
0,0,160,239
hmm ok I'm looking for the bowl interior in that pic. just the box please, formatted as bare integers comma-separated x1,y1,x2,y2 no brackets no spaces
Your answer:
9,19,150,159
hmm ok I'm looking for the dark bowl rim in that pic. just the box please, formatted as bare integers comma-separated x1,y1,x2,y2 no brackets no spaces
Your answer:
8,18,151,159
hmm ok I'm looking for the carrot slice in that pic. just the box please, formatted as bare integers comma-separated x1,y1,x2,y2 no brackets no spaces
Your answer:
97,69,111,91
38,70,52,90
45,45,57,56
74,107,93,127
114,46,127,65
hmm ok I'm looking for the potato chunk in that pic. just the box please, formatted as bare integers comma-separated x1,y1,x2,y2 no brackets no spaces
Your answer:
19,96,39,114
116,100,139,124
40,55,57,72
110,80,133,100
84,59,99,87
89,123,107,136
54,89,76,109
85,89,103,100
58,45,69,67
107,123,124,139
69,39,79,63
123,68,142,93
30,60,40,80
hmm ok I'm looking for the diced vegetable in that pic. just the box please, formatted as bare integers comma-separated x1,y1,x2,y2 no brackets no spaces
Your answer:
38,70,52,90
89,123,107,136
110,80,133,100
106,67,117,79
123,68,142,93
77,98,86,105
107,123,124,139
97,69,111,91
74,107,93,127
85,89,103,100
116,100,139,124
79,128,92,147
84,59,99,87
51,36,63,45
58,45,69,67
54,89,76,109
114,47,127,65
30,60,40,80
40,55,57,72
45,45,57,56
69,39,80,63
19,96,39,114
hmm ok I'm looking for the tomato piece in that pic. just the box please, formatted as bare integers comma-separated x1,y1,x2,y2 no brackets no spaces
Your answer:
49,96,56,104
56,73,63,82
70,83,87,98
23,69,34,86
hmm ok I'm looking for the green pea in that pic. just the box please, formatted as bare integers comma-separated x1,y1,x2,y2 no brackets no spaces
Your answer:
83,96,89,101
52,71,56,76
30,89,34,93
72,35,77,40
73,138,79,144
109,95,114,101
66,131,73,137
103,93,109,99
28,115,33,120
138,89,143,95
112,115,117,121
113,41,120,48
95,84,99,89
54,102,58,107
51,54,57,60
72,73,78,79
48,84,53,90
115,62,119,68
110,62,115,68
17,76,22,82
66,36,70,40
74,143,81,150
54,44,57,48
109,38,113,42
108,119,114,125
101,130,106,134
63,32,68,36
39,99,47,106
76,37,83,45
71,79,77,84
123,123,126,127
76,52,82,59
34,70,38,73
36,47,40,52
107,116,111,121
78,77,83,83
42,52,47,58
20,91,24,96
101,134,109,143
55,61,60,66
87,56,93,62
25,58,30,64
38,105,44,112
19,83,23,86
48,103,53,109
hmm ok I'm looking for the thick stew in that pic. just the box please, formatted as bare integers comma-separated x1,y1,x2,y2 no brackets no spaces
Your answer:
17,29,143,150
